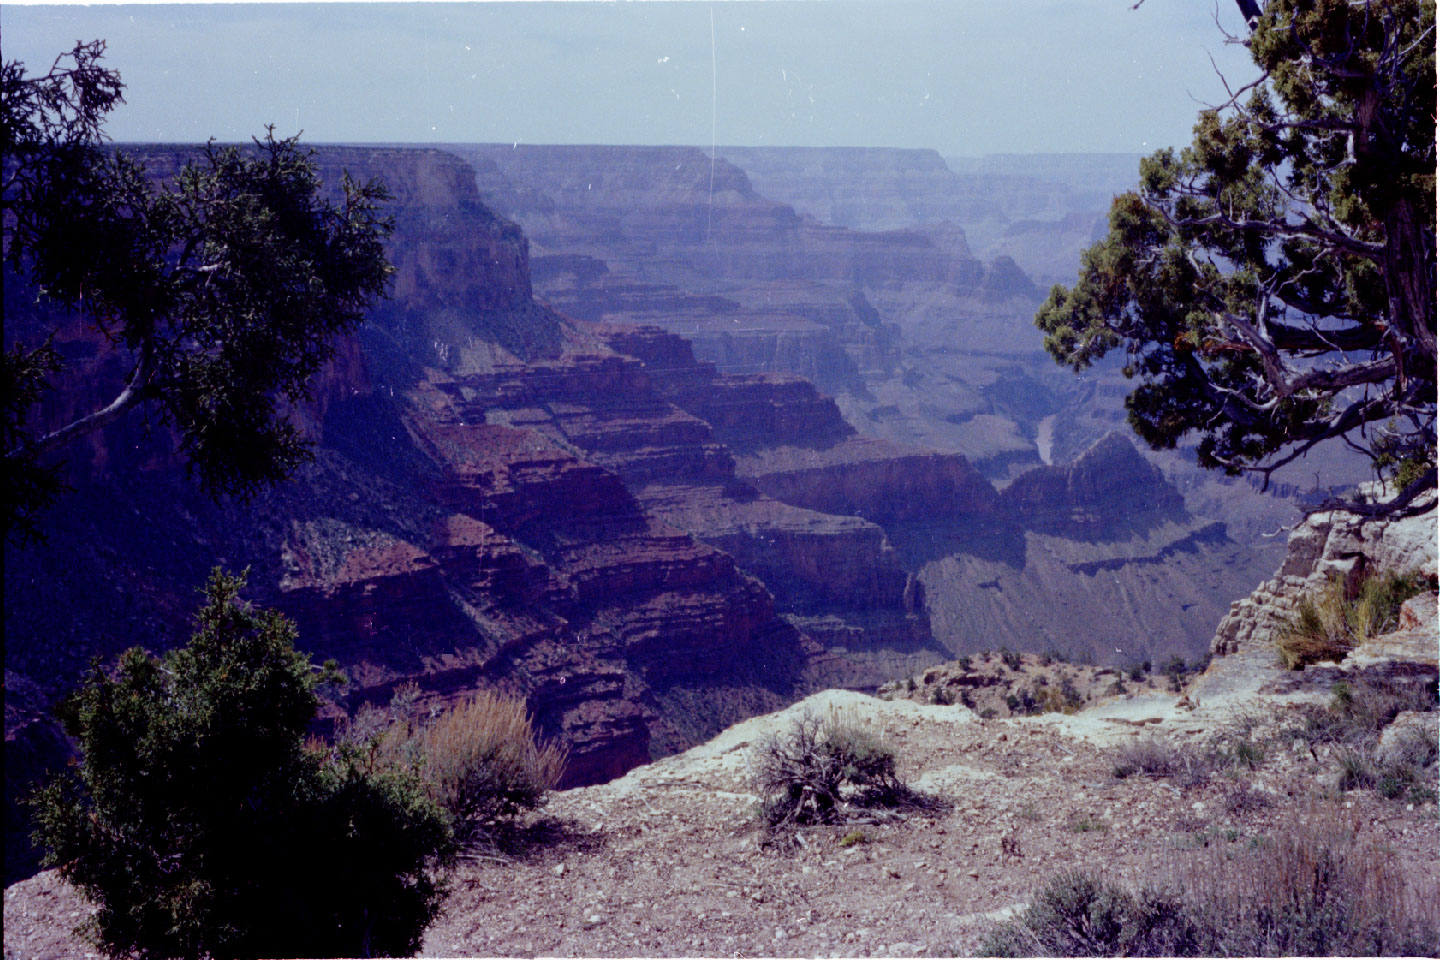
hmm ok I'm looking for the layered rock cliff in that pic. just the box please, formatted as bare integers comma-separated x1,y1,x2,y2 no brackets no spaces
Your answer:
4,146,790,880
455,143,1001,398
8,144,985,881
5,142,1288,885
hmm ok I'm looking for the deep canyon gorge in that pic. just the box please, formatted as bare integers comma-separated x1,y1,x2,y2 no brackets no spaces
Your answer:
5,143,1331,880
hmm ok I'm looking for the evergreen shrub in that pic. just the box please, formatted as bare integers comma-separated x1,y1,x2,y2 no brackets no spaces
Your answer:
29,570,453,959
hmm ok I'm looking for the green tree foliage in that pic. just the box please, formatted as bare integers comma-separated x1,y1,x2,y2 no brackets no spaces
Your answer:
1036,1,1436,517
29,570,453,959
2,41,393,541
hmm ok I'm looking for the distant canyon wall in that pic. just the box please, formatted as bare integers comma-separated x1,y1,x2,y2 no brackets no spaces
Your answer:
7,142,1285,882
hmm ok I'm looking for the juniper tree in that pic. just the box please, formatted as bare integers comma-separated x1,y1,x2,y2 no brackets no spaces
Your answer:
29,569,453,959
2,41,393,541
1037,0,1435,517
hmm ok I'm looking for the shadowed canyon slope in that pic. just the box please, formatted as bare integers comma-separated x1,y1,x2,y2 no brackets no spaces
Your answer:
7,143,1278,881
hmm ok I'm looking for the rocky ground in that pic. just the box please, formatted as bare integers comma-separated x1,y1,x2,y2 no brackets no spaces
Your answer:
6,619,1437,959
873,649,1186,717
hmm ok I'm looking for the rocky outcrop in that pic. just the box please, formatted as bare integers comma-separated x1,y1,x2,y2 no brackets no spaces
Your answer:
1211,492,1438,658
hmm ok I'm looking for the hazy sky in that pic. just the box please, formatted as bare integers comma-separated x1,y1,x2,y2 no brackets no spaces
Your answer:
2,1,1259,156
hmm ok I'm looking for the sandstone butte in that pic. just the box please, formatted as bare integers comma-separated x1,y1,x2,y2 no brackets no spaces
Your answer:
0,143,1372,891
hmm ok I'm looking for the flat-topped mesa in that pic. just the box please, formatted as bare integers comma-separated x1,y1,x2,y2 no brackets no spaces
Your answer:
692,375,855,450
459,143,800,247
1000,432,1186,537
714,146,984,232
428,514,551,605
442,354,653,412
437,351,735,487
415,420,639,534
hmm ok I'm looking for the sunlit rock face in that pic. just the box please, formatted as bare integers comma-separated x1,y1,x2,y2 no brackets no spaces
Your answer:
1211,492,1439,660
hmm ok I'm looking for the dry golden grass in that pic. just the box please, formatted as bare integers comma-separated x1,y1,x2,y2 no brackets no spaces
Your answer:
382,690,567,843
1179,809,1439,956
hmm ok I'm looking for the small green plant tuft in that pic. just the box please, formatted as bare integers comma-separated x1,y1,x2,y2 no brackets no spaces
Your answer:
1277,570,1429,669
839,829,868,848
1068,816,1109,834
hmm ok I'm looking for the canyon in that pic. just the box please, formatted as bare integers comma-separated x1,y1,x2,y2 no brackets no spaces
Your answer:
7,142,1294,881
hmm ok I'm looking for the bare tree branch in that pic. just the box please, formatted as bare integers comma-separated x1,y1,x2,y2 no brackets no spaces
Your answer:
20,339,155,459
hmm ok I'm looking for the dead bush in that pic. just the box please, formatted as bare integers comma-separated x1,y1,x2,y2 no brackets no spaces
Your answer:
1111,737,1211,787
751,710,933,833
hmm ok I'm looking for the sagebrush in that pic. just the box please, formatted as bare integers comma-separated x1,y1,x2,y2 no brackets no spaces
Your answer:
375,689,567,844
981,814,1440,957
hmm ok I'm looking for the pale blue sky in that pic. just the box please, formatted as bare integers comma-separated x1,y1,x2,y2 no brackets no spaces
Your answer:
1,1,1258,155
